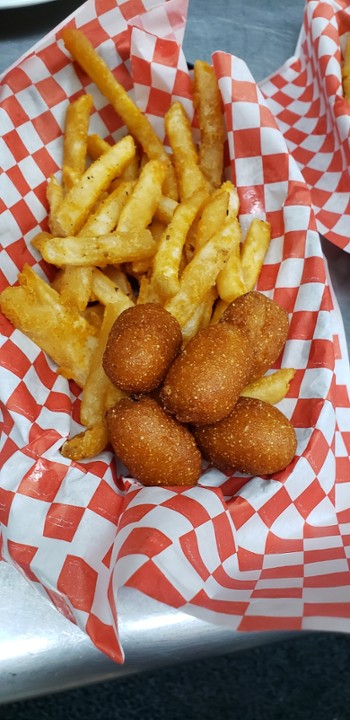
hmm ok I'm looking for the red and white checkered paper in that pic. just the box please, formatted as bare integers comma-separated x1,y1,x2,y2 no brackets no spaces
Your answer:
259,0,350,251
1,0,350,664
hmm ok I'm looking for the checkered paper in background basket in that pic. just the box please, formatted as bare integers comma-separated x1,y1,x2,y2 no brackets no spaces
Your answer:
0,0,350,664
259,0,350,251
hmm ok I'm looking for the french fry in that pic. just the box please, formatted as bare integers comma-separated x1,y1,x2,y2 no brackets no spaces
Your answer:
87,133,177,224
195,187,229,252
240,369,296,405
80,299,132,428
155,195,178,224
193,60,225,188
61,420,109,460
210,298,229,323
117,159,168,233
241,219,271,292
0,265,97,388
47,175,63,223
102,266,133,298
165,101,208,200
151,189,208,302
87,133,111,160
165,216,236,327
181,287,217,344
342,34,350,103
78,181,135,236
49,135,136,237
59,266,93,312
216,218,247,302
35,229,156,267
61,27,177,199
91,267,132,306
62,93,94,193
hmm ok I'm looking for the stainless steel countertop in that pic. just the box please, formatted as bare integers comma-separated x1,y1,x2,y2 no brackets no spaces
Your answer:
1,0,350,705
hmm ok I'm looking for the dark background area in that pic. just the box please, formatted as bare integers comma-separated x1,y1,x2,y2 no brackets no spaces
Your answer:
3,632,350,719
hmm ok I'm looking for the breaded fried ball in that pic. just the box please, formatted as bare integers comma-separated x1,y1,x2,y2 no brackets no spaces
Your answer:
102,303,182,393
160,323,253,425
221,291,289,382
107,397,202,486
193,396,297,476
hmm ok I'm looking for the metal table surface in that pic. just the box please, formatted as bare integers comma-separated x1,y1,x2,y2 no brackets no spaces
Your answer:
1,0,350,706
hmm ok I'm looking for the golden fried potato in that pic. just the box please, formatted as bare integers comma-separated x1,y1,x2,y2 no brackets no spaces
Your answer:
103,303,182,393
107,397,202,486
193,396,297,476
221,291,289,381
160,323,253,425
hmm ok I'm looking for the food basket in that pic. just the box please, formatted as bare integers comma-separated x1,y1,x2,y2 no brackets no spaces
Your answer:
1,0,350,663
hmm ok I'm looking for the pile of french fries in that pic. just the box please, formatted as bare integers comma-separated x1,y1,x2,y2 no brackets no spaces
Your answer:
0,28,295,462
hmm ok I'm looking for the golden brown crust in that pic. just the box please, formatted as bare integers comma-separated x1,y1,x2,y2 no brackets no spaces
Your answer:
102,303,182,393
221,291,289,382
160,323,253,425
193,396,297,476
107,397,202,486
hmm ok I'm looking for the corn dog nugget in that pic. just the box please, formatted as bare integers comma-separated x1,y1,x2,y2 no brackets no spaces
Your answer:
160,323,253,425
221,291,289,382
107,397,202,486
193,396,297,476
103,303,182,393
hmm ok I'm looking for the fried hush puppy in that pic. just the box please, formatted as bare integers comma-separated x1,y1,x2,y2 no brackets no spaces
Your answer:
221,291,289,382
160,323,253,425
193,396,297,476
103,303,182,393
107,397,202,486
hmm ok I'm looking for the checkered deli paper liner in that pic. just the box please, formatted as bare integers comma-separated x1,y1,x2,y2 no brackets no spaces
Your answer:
1,0,350,664
259,0,350,251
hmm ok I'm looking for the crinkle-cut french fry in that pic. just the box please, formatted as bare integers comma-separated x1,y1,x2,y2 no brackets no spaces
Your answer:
216,218,247,302
62,93,94,193
80,300,132,428
241,219,271,292
0,264,97,388
87,133,111,160
35,229,156,267
49,135,136,237
78,181,135,236
164,216,236,327
165,101,208,200
102,266,133,298
91,267,133,306
210,298,228,323
61,27,177,199
60,266,93,312
181,287,217,345
154,195,178,224
240,368,296,405
61,420,109,460
193,60,225,189
47,176,63,223
342,34,350,103
117,159,168,234
195,188,229,252
151,189,208,302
